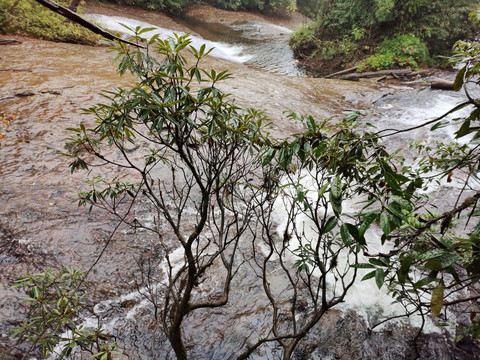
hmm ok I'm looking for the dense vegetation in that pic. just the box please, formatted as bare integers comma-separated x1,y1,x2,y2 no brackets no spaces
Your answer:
0,0,100,44
11,23,480,358
290,0,477,74
101,0,296,13
3,0,476,76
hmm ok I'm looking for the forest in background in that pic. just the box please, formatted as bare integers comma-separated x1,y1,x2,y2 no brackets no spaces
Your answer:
0,0,477,74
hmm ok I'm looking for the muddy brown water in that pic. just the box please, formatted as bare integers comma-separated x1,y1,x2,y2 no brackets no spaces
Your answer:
0,6,421,359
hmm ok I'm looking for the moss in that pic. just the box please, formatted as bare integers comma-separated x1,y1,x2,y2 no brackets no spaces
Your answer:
0,0,100,44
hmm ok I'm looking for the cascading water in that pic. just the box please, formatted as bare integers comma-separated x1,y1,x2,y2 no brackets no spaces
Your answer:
84,13,305,76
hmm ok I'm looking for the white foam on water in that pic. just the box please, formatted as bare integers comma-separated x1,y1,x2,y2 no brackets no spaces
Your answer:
271,170,451,334
85,14,252,63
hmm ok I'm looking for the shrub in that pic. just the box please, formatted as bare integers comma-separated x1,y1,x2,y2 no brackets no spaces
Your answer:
0,0,100,44
358,33,429,71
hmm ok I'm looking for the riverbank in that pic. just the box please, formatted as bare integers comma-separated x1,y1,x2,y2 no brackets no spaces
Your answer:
0,0,100,44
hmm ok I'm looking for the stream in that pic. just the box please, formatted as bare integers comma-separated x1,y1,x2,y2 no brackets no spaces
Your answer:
0,4,477,359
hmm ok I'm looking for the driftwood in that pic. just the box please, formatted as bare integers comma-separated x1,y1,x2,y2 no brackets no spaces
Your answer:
431,78,455,91
325,66,358,79
33,0,144,48
0,38,22,45
0,68,32,72
410,69,436,77
338,69,412,81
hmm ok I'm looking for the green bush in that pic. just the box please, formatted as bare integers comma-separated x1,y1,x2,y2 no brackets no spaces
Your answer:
358,34,429,71
204,0,294,13
291,0,475,71
0,0,100,44
102,0,189,14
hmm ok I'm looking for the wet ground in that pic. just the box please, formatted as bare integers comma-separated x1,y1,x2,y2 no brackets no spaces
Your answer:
0,4,433,359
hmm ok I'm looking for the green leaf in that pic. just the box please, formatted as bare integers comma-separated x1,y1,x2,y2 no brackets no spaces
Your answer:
397,255,413,283
362,270,376,281
375,268,385,289
453,66,466,91
330,176,342,199
413,277,437,290
430,120,450,131
425,259,442,271
323,216,338,234
137,27,156,35
385,203,408,222
262,148,276,166
318,183,329,199
330,197,342,217
344,223,365,245
384,172,401,193
415,249,445,260
369,258,387,267
351,263,375,269
340,224,351,246
455,119,472,139
431,280,444,317
390,195,413,211
380,213,391,236
359,212,377,237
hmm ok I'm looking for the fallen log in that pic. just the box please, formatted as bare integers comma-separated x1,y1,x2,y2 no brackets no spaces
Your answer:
325,66,358,79
0,38,22,45
33,0,144,48
339,69,412,81
0,68,32,72
431,78,455,91
409,69,436,77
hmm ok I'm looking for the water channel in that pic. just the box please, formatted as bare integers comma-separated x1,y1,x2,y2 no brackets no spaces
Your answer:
0,4,477,359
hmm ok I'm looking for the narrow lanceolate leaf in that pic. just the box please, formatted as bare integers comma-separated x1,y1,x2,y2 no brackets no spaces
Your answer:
330,176,342,199
453,66,466,91
385,203,408,222
397,255,413,284
340,224,351,246
375,268,385,289
431,280,444,317
323,216,338,234
362,270,376,281
380,213,391,236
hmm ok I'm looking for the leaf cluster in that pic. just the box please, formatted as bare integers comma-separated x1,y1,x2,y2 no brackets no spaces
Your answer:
10,267,118,359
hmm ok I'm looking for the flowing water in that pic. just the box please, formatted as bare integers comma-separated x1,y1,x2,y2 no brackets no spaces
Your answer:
0,4,477,359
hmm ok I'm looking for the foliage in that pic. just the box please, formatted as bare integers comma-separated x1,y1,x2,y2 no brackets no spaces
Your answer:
0,0,100,44
100,0,295,14
100,0,189,14
357,34,480,335
10,267,118,359
204,0,295,12
290,0,475,73
358,33,429,71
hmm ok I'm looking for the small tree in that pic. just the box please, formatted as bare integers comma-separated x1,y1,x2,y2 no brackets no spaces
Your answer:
66,27,270,358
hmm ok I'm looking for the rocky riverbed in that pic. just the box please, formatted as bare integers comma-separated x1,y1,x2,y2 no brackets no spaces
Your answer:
1,3,476,359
